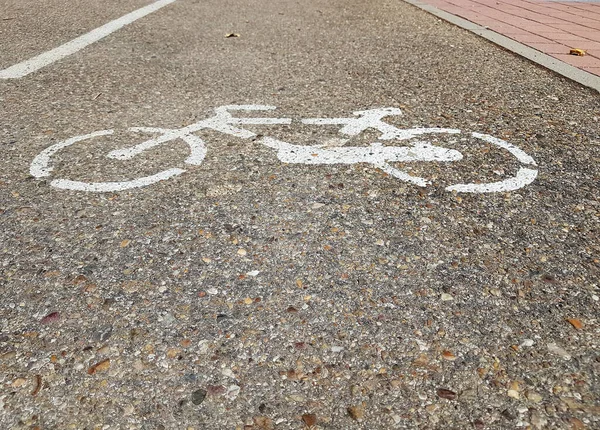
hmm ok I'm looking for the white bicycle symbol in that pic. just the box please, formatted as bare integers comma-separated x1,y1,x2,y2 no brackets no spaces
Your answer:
30,105,538,193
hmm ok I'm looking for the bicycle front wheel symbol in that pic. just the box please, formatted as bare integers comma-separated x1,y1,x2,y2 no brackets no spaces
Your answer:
30,128,206,192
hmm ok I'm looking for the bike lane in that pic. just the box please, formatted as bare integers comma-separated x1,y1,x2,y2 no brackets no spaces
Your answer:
1,0,599,428
0,0,156,71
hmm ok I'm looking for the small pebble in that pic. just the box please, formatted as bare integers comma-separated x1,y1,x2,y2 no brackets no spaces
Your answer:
191,388,207,405
347,403,365,420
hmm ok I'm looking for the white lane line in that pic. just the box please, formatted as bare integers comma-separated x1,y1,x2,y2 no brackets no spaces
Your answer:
0,0,177,79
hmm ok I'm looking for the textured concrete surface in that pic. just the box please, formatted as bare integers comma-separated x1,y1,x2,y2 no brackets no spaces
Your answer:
1,0,599,429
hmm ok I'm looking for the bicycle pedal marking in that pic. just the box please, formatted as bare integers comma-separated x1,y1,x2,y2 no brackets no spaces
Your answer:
30,104,538,194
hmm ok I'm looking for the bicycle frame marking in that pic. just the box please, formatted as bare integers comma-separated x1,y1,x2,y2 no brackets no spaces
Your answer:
30,105,538,194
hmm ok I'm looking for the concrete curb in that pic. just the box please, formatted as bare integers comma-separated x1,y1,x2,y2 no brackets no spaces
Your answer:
402,0,600,94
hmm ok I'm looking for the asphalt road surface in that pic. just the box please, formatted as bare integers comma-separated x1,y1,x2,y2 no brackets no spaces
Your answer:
1,0,599,429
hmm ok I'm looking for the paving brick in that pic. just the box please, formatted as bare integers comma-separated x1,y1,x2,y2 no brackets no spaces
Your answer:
419,0,600,75
552,53,600,68
528,42,572,54
484,21,536,34
552,35,596,45
581,67,600,76
509,33,554,44
586,49,600,59
548,24,600,41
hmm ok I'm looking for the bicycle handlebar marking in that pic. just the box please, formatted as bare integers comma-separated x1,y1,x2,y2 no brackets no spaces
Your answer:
30,104,538,194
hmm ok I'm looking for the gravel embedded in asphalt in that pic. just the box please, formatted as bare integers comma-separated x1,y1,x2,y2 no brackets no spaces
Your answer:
1,0,599,428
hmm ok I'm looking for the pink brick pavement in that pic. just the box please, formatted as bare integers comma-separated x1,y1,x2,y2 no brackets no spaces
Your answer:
423,0,600,76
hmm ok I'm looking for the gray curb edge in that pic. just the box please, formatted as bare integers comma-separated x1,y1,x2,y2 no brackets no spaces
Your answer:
402,0,600,94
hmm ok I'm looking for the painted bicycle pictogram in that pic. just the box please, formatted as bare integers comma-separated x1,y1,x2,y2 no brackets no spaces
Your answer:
30,105,538,193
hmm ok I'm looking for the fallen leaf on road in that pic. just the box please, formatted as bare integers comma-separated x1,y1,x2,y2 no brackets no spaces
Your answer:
566,318,583,330
569,48,586,56
302,413,317,426
225,33,240,38
437,388,457,400
31,375,42,396
87,358,110,374
442,350,456,361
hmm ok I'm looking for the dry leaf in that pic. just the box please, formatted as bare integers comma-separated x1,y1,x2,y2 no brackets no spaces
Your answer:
567,318,583,330
237,248,247,256
296,279,304,288
87,358,110,374
302,413,317,426
225,33,240,38
437,388,457,400
569,48,586,56
243,297,253,305
120,239,131,248
31,375,42,396
442,350,457,361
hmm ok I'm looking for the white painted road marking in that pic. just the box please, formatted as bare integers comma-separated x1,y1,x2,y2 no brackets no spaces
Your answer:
30,128,205,191
0,0,177,79
29,105,539,193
